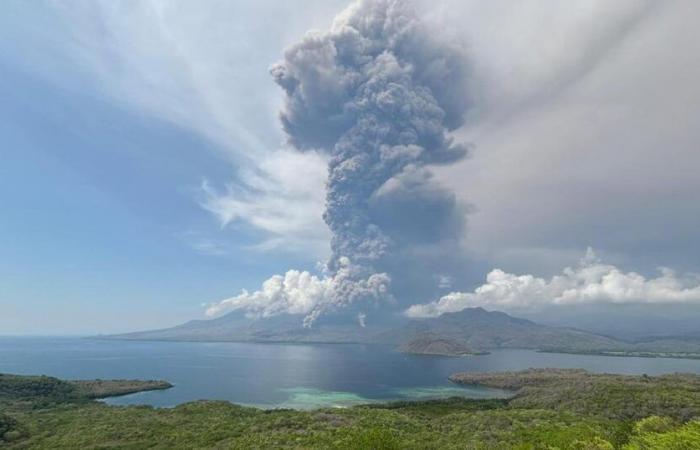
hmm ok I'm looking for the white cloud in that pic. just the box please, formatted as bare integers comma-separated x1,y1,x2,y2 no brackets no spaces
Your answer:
406,248,700,318
200,148,330,256
206,257,391,327
174,231,233,257
357,312,367,328
437,275,453,289
206,270,331,318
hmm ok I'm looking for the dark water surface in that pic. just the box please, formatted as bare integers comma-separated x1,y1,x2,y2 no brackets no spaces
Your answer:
2,337,700,409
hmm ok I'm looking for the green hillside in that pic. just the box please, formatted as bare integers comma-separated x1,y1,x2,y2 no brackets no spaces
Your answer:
2,369,700,448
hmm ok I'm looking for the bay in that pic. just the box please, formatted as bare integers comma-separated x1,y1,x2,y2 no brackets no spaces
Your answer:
2,337,700,409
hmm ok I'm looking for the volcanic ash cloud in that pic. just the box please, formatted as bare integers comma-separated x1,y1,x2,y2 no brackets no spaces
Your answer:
208,0,471,326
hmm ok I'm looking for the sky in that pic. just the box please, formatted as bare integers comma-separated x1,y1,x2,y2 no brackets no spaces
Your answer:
2,0,699,334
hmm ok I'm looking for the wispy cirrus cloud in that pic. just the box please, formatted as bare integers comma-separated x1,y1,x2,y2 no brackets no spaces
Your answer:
200,149,330,256
5,0,346,258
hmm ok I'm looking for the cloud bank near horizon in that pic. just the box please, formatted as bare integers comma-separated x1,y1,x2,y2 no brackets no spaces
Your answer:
405,249,700,318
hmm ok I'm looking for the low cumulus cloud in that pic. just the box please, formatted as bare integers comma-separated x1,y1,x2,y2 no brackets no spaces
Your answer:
205,259,390,328
405,248,700,318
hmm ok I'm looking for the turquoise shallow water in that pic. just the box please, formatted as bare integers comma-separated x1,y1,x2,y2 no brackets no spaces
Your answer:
2,337,700,409
266,384,506,410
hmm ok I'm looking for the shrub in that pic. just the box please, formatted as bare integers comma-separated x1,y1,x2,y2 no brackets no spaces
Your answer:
570,437,615,450
0,413,26,443
632,416,676,435
348,427,400,450
623,419,700,450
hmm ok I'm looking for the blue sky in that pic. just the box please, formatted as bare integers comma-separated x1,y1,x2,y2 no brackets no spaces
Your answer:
1,55,291,334
1,0,346,333
3,0,700,334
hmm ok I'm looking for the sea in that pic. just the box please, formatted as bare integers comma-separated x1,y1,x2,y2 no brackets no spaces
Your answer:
2,337,700,409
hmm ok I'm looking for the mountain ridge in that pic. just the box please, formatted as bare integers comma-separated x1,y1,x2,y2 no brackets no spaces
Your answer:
102,307,700,358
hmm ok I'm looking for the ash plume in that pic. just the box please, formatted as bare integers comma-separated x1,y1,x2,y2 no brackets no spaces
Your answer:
208,0,471,326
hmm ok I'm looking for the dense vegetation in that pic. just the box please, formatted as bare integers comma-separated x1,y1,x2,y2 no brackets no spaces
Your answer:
70,379,172,399
0,373,170,406
1,369,699,448
450,368,700,421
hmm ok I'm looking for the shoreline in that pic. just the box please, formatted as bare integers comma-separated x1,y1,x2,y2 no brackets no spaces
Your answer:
92,336,700,361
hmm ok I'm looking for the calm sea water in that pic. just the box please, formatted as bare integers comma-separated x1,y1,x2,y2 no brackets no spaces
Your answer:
2,337,700,409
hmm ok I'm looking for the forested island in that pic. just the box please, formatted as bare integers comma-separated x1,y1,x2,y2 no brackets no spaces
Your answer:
2,369,700,448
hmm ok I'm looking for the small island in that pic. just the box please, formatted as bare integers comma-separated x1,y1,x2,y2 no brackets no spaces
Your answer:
539,348,700,360
397,333,489,357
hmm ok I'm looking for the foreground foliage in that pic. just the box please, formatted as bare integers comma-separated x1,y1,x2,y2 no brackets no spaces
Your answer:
450,368,700,421
1,369,699,448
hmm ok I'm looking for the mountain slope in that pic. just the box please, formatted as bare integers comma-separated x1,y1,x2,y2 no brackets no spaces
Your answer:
107,307,653,356
108,312,383,344
392,308,623,353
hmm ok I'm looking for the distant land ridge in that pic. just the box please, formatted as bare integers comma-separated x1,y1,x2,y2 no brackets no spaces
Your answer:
105,307,700,359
